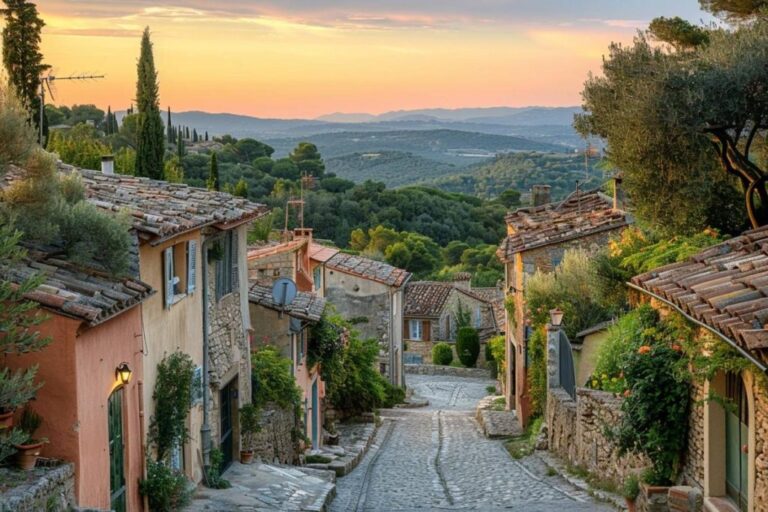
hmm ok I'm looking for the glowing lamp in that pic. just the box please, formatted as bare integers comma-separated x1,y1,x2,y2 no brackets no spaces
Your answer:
116,362,132,385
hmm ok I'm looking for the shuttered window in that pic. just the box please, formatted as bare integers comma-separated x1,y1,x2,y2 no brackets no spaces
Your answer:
215,231,238,300
187,240,197,294
409,320,423,341
164,247,174,309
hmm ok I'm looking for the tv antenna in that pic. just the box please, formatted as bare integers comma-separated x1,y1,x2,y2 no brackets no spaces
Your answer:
38,72,105,144
283,173,315,236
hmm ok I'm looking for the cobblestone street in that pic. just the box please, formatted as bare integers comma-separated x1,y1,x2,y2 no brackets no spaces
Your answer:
331,374,615,511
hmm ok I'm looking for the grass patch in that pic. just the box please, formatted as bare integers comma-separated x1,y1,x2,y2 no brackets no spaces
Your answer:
305,455,333,464
546,467,558,477
565,464,619,494
504,417,543,459
485,385,497,395
491,397,506,411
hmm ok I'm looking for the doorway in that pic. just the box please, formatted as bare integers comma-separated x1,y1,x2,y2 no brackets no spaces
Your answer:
219,378,237,470
108,388,126,512
725,373,749,511
311,379,319,449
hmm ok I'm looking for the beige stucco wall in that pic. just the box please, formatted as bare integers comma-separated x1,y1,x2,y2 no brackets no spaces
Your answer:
139,230,205,484
574,330,607,387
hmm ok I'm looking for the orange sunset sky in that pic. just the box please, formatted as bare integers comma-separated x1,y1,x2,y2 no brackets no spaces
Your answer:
28,1,714,118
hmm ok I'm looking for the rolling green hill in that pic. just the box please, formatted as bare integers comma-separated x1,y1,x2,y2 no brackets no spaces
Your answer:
425,152,606,200
325,151,461,187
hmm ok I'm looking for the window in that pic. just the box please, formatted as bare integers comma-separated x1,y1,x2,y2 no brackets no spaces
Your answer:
474,306,482,328
190,366,203,405
409,320,423,340
215,231,238,300
163,240,197,309
313,266,322,292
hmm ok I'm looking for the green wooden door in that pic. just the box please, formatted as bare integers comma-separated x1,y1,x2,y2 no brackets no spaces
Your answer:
725,373,749,511
108,388,126,512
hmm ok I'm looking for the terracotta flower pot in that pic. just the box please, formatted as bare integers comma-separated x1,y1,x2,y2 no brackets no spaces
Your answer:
240,450,254,464
625,497,636,512
0,410,13,429
15,441,44,471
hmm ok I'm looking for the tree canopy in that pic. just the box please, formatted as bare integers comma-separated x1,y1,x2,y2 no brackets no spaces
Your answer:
700,0,768,20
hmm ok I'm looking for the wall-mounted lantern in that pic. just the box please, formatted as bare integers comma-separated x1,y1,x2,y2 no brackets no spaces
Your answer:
549,308,564,328
116,362,132,385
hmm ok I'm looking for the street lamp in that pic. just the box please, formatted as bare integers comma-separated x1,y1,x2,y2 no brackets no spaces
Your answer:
549,308,564,328
116,362,132,385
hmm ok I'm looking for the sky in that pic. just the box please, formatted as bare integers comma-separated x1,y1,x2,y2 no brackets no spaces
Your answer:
28,0,714,118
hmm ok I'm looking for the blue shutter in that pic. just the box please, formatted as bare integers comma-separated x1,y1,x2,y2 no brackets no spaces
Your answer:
187,240,197,294
164,247,174,309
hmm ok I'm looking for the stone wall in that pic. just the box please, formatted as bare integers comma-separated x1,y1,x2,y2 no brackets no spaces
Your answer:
0,462,76,512
404,364,491,379
251,403,298,464
547,387,650,485
405,340,488,366
751,376,768,509
679,381,705,490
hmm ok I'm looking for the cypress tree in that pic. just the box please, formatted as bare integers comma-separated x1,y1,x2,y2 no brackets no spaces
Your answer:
192,128,198,143
207,152,219,191
185,126,189,139
134,27,164,179
177,129,184,159
1,0,50,137
166,106,172,143
205,131,209,142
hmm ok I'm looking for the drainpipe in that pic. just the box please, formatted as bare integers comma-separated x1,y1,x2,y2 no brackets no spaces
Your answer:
201,238,212,471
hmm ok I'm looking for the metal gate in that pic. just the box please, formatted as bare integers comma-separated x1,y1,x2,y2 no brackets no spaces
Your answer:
558,330,576,400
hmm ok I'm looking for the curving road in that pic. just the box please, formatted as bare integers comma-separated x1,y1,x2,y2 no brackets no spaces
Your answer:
330,374,614,512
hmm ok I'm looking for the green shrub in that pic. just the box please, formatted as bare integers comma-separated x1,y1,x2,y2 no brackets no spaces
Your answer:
485,385,497,395
622,474,640,500
205,448,231,489
251,346,301,409
305,454,332,464
139,460,192,512
432,343,453,365
239,403,261,452
325,336,387,415
149,352,194,462
488,335,506,380
456,327,480,367
615,333,690,485
382,384,406,408
527,327,547,418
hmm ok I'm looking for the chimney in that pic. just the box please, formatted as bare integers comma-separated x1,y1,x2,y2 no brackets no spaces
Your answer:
531,185,551,207
613,175,624,211
453,272,472,290
293,227,313,245
101,155,115,175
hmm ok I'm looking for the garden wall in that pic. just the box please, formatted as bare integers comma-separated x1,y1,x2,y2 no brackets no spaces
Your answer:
547,387,649,484
404,364,491,378
0,462,76,512
251,403,297,464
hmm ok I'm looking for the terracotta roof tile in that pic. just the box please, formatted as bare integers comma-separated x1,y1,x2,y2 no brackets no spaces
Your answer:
248,282,326,322
325,252,411,288
2,164,270,242
497,189,631,261
3,245,154,326
309,242,339,263
403,282,454,317
632,225,768,359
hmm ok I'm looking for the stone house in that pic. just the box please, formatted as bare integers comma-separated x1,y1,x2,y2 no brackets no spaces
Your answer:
497,185,630,427
52,165,267,482
312,247,411,387
2,247,153,512
247,231,328,450
248,283,327,452
403,280,502,365
631,226,768,512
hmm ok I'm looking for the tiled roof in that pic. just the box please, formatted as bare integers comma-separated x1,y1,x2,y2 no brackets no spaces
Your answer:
497,189,630,261
309,242,339,263
325,252,411,288
631,226,768,358
575,320,615,341
248,282,326,322
3,244,154,326
404,282,455,317
467,287,504,303
5,164,269,243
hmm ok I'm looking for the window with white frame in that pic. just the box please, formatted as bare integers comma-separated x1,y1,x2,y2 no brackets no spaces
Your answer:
163,240,197,309
409,319,423,340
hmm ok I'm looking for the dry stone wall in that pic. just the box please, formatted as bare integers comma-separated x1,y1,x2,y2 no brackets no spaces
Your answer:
251,403,298,464
547,387,649,485
0,462,75,512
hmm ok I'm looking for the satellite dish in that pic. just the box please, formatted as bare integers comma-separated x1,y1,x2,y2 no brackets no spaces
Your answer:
289,317,303,333
272,277,297,307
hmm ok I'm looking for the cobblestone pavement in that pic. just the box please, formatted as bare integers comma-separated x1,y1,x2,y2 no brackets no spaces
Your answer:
331,374,615,512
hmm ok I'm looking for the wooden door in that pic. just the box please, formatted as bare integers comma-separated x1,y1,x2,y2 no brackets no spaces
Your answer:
108,388,126,512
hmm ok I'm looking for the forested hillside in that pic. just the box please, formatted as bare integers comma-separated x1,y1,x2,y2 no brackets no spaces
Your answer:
325,151,459,187
426,152,605,200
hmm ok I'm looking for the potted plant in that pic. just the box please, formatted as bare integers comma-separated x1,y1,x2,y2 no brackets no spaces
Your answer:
0,368,42,428
14,408,47,470
622,474,640,512
239,404,261,464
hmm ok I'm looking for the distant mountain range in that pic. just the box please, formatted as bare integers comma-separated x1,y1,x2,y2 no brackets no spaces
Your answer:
316,106,582,126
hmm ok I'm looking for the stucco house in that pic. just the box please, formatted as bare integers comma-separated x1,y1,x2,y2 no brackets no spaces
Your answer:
3,244,153,512
314,248,411,387
59,165,267,481
248,283,327,451
403,280,502,365
631,226,768,512
496,184,630,427
247,230,328,449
